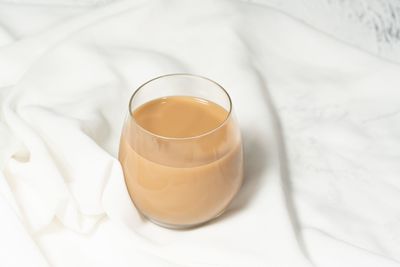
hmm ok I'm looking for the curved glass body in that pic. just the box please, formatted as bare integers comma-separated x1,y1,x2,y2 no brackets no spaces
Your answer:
119,74,243,229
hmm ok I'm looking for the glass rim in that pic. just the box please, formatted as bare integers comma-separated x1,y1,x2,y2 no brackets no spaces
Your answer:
128,73,233,140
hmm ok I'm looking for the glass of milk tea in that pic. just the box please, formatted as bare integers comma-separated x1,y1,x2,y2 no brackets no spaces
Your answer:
119,74,243,229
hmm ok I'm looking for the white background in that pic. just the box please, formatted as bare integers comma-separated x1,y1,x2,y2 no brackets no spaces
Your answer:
0,1,400,266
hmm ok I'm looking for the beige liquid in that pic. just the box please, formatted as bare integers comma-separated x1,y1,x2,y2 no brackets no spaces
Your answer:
119,96,243,227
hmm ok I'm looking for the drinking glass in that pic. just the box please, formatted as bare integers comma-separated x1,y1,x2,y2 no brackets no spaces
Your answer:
119,74,243,229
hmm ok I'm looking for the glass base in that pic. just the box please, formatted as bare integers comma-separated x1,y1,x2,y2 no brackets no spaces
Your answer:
145,208,227,230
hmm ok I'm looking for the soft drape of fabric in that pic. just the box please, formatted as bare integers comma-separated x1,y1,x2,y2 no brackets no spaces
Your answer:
0,0,399,266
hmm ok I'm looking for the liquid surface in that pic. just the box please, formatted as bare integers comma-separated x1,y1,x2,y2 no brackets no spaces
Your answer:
119,96,243,227
133,96,228,138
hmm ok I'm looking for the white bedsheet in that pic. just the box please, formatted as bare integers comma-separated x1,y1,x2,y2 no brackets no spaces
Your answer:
0,0,399,266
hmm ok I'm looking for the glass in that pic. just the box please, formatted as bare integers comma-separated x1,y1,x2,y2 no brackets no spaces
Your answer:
119,74,243,229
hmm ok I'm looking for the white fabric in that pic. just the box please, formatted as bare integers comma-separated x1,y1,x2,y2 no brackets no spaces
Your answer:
0,0,399,266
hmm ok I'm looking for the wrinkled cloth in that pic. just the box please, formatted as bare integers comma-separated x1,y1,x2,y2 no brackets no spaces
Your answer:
0,0,400,266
